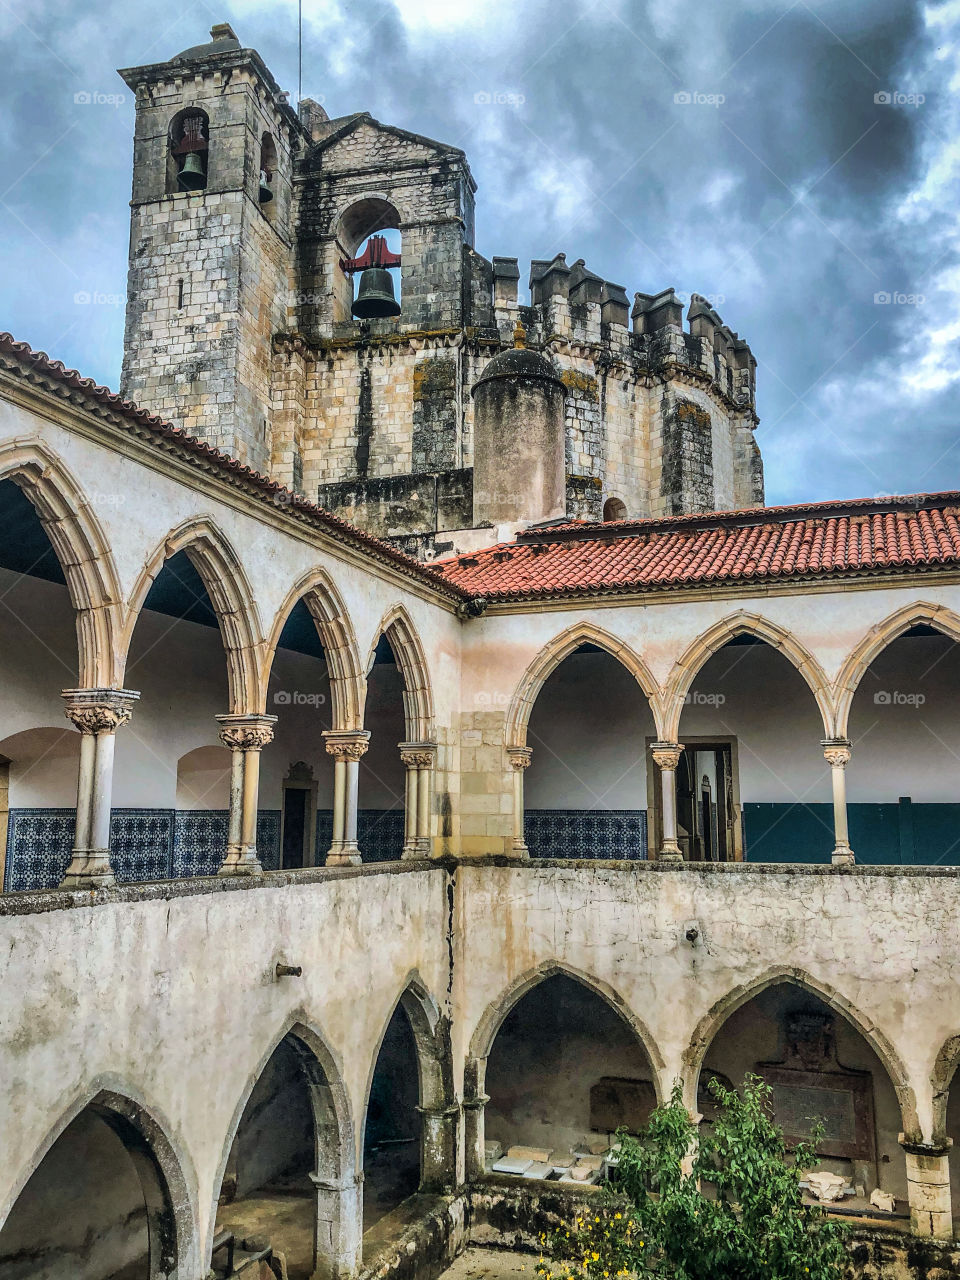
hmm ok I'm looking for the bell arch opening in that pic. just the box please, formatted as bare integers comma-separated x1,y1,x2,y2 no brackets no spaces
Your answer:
334,199,402,325
167,108,208,194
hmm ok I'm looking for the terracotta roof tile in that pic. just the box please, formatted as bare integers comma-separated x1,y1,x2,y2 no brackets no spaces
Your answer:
436,496,960,600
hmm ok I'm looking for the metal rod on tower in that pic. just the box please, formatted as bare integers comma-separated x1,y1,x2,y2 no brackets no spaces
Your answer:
298,0,303,104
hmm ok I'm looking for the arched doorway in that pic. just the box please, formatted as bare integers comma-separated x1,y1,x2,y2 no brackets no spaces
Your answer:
699,982,908,1218
483,973,657,1179
216,1031,353,1280
846,622,960,864
670,633,830,862
523,643,655,858
0,1095,187,1278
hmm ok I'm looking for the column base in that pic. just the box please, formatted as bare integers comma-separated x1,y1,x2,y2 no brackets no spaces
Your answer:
658,850,684,863
59,851,115,890
831,846,856,866
217,844,263,876
326,847,362,867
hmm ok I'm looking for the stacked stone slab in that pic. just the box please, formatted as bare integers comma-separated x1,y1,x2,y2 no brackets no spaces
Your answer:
119,24,763,557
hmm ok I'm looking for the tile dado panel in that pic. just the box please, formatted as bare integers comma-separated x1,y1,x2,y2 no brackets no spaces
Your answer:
5,808,406,890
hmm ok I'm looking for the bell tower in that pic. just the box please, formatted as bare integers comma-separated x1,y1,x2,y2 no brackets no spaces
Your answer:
119,24,303,471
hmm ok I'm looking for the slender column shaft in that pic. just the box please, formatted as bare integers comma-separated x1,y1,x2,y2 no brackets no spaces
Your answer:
344,759,360,846
403,762,418,855
60,688,139,889
309,1172,363,1280
89,730,116,852
507,747,532,859
73,730,97,852
216,714,276,876
323,731,369,867
651,742,684,862
822,738,855,865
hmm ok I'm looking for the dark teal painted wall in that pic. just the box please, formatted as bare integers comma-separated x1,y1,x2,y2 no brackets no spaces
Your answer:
743,800,960,865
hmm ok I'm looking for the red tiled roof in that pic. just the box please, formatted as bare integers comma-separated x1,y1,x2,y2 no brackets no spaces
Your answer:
436,495,960,600
0,332,469,603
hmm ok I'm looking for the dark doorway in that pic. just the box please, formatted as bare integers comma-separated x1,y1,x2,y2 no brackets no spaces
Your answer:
675,742,736,861
282,787,308,869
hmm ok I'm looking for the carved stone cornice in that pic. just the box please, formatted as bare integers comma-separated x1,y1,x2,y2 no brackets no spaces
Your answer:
216,713,278,752
322,729,371,762
507,746,533,771
651,741,684,771
400,741,438,769
821,738,852,768
62,687,140,734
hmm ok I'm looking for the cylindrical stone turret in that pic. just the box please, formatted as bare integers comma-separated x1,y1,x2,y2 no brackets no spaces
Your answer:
471,323,567,527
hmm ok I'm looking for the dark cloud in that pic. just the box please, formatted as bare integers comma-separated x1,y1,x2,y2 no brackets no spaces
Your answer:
0,0,957,503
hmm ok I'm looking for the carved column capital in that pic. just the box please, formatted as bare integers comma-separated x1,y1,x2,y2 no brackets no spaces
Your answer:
507,746,532,771
821,737,852,768
399,741,438,769
323,729,371,762
216,713,278,752
62,687,140,734
651,741,684,771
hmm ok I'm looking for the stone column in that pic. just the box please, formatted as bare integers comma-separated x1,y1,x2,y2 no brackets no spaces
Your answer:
462,1076,490,1183
418,1100,460,1192
60,688,140,889
216,714,277,876
507,746,532,859
308,1171,363,1280
900,1138,953,1239
651,742,684,862
323,730,370,866
400,742,437,858
822,738,855,865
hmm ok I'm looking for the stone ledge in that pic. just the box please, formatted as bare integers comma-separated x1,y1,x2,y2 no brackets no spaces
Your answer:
4,854,960,919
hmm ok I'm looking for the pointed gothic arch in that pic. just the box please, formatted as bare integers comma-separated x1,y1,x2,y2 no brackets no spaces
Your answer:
507,622,662,749
366,604,435,742
930,1031,960,1142
0,439,122,688
361,972,454,1196
2,1080,198,1279
683,965,920,1140
208,1013,356,1273
467,958,666,1081
833,601,960,738
121,517,262,714
661,611,834,741
263,569,364,732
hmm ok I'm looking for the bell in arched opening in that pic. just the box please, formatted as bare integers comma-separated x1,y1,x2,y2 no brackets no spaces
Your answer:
259,170,274,203
177,152,206,191
352,267,401,319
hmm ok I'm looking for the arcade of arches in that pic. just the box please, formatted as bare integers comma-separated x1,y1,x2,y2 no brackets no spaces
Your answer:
5,377,960,1278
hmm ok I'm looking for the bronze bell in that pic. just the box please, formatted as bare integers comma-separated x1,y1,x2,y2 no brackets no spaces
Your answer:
259,169,273,203
177,152,206,191
352,267,400,319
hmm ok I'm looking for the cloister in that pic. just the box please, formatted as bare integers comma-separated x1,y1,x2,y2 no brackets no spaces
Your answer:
3,334,960,1277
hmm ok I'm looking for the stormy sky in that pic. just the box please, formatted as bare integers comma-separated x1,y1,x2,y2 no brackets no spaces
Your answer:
1,0,958,505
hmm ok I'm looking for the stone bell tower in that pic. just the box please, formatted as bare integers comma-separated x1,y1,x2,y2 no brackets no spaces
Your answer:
119,24,303,473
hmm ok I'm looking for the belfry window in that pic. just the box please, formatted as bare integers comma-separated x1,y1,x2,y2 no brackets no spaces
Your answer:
168,109,208,193
259,132,277,206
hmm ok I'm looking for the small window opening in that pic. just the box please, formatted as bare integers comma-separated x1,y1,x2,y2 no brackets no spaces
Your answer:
603,496,628,522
